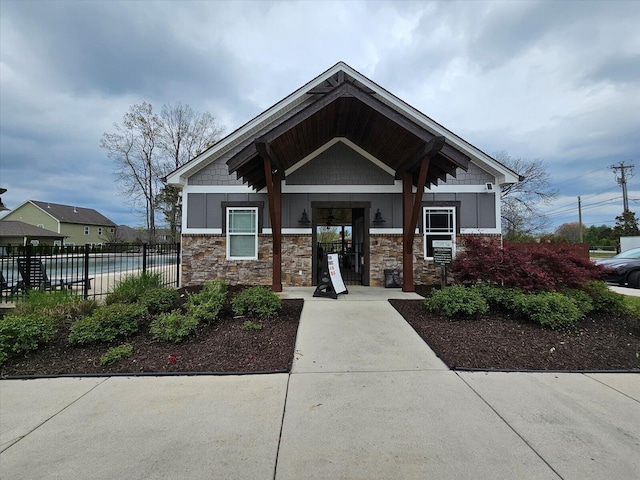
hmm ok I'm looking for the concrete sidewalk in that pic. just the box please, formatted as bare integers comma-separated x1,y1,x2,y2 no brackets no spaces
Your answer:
1,287,639,479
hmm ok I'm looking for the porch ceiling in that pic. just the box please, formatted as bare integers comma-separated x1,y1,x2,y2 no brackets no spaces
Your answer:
227,78,470,191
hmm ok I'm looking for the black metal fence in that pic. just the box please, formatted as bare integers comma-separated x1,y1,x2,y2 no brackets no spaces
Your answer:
0,243,180,303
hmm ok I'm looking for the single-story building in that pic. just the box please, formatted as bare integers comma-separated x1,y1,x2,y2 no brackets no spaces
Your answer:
0,220,66,247
166,62,519,292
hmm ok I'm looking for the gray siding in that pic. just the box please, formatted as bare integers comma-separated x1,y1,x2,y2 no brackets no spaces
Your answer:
189,158,243,186
287,142,394,185
446,161,494,185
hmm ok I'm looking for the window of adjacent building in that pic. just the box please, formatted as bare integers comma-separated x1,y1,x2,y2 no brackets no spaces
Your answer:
98,227,103,235
37,224,44,228
54,240,62,247
423,207,456,259
84,227,90,235
109,228,115,233
226,207,258,260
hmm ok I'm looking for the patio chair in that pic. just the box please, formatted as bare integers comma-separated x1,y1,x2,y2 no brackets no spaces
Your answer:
16,257,92,291
1,271,20,294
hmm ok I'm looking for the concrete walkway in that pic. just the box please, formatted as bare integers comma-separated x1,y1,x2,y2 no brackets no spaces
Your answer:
1,287,639,479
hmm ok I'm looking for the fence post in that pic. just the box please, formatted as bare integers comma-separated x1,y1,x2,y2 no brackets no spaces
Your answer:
25,243,33,289
83,244,90,299
142,243,148,273
175,242,181,288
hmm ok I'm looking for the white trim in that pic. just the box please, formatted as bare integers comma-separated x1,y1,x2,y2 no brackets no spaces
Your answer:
370,228,405,234
423,206,457,260
460,228,502,235
426,184,497,193
182,228,223,235
285,137,395,177
282,228,312,235
184,185,255,194
226,206,258,260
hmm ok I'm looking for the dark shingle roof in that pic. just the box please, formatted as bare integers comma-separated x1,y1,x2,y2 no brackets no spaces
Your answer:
0,221,66,238
31,201,117,226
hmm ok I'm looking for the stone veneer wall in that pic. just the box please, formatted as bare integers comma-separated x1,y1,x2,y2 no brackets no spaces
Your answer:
182,234,313,287
182,233,500,287
369,234,440,287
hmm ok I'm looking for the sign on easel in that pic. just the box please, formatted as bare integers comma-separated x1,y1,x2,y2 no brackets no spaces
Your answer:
327,253,348,294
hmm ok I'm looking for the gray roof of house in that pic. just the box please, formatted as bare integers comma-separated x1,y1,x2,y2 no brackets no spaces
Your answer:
30,201,117,226
0,221,66,238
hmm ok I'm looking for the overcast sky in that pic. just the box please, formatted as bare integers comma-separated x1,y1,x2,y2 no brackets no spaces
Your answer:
1,0,638,232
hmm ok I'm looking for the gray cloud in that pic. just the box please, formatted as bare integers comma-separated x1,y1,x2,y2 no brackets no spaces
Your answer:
1,0,638,230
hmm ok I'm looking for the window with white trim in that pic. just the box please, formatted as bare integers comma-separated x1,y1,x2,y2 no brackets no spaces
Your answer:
423,207,456,259
84,226,90,235
226,207,258,260
98,227,103,236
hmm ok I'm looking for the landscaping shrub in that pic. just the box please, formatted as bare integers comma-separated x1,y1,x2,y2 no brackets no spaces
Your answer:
232,286,282,318
561,288,594,318
139,287,180,315
105,272,163,305
69,304,145,345
450,236,607,291
579,280,628,315
471,283,522,311
0,313,56,363
512,292,581,328
150,311,199,342
15,290,96,323
99,343,133,366
424,286,489,318
242,320,263,331
187,280,227,323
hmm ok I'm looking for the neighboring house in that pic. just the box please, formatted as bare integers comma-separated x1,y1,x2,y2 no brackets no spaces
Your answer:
1,201,117,246
0,220,66,247
166,62,520,291
112,226,178,244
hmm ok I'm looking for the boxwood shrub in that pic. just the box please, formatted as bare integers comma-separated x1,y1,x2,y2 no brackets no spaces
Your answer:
424,286,488,318
0,313,57,363
69,303,145,345
139,288,180,315
150,311,199,342
232,286,281,318
187,280,227,323
512,292,581,328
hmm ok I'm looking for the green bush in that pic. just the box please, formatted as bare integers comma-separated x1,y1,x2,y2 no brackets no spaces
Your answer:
580,281,627,314
69,304,144,345
15,290,96,322
99,343,133,366
105,272,163,305
471,283,522,311
424,286,489,318
150,311,199,342
512,292,581,328
0,313,57,362
561,288,594,318
187,280,227,323
139,288,180,315
242,320,263,331
232,286,281,318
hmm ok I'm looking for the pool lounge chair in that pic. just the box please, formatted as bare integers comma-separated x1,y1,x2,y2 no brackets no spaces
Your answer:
16,257,92,291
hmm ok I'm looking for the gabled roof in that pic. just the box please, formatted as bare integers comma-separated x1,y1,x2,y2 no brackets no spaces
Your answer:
17,201,117,226
166,62,520,189
0,220,66,239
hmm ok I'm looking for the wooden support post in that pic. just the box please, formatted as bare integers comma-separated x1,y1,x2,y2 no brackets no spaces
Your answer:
263,156,283,292
402,173,415,292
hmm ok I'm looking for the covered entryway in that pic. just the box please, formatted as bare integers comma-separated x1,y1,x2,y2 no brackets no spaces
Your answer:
312,202,369,286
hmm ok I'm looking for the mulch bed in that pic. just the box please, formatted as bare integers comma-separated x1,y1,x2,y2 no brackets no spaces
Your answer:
2,285,639,377
1,287,303,378
390,295,640,371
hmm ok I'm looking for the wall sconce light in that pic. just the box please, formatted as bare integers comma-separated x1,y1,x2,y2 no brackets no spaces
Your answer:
373,208,385,224
298,208,310,225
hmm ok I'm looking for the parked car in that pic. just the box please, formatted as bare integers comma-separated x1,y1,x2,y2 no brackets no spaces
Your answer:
595,247,640,288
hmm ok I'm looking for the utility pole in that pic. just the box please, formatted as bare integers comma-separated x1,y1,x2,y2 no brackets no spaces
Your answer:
578,196,583,243
611,162,634,212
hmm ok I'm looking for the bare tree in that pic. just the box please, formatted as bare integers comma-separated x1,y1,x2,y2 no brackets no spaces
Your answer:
101,102,223,241
158,103,223,237
495,151,558,239
554,222,585,242
100,102,163,241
